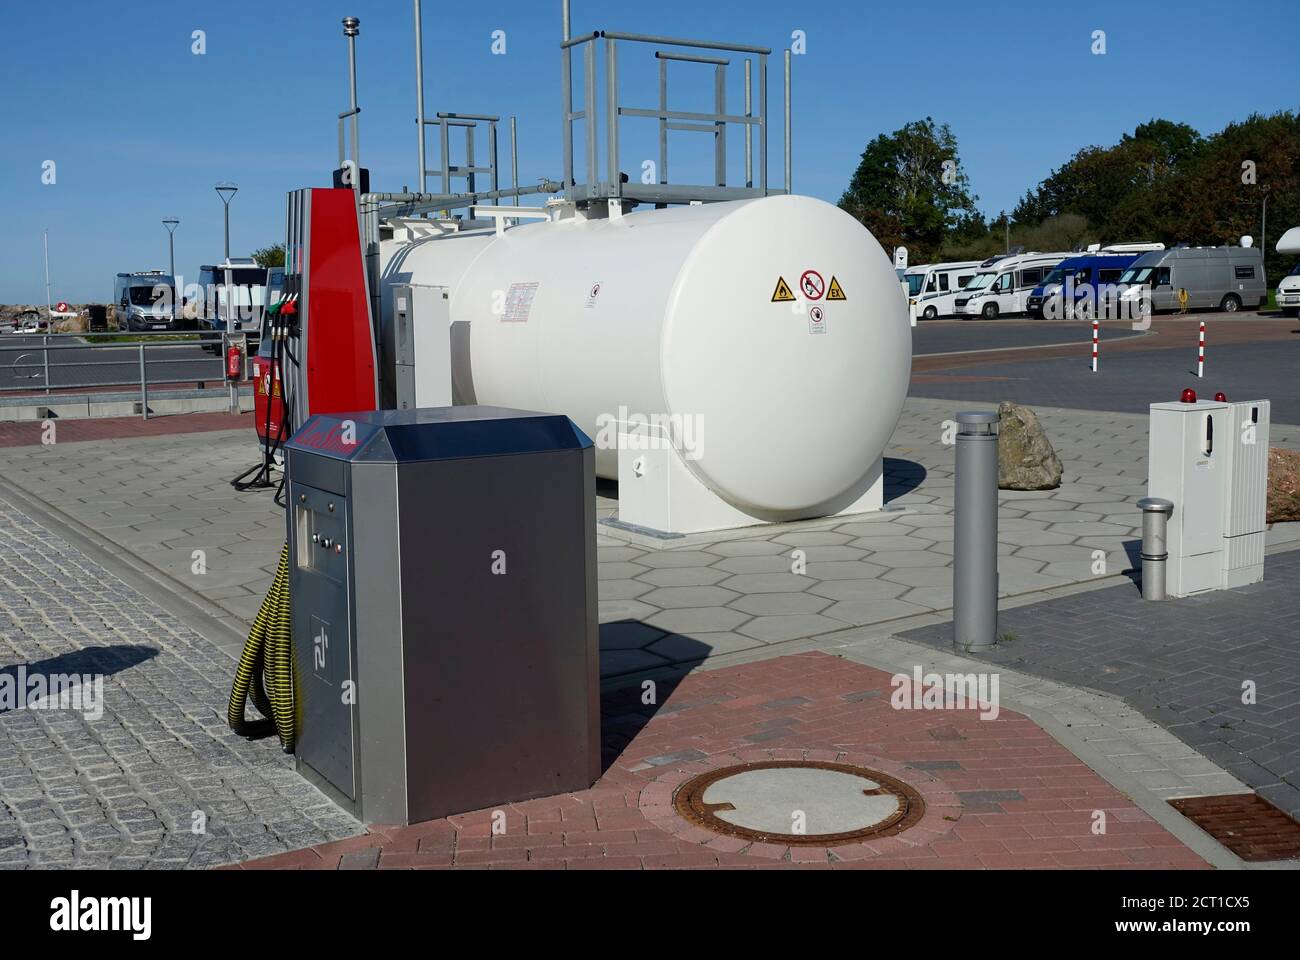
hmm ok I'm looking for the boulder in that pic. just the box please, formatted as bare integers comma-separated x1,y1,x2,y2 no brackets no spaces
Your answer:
53,315,88,334
997,401,1063,490
1268,447,1300,523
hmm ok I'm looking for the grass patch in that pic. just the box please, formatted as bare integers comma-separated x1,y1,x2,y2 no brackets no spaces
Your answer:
84,333,206,344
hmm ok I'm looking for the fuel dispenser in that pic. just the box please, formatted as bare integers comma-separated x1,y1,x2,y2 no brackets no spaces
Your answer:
283,406,600,824
1146,392,1270,597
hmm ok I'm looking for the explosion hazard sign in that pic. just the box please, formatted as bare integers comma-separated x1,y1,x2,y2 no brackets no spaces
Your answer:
827,276,846,301
771,276,796,302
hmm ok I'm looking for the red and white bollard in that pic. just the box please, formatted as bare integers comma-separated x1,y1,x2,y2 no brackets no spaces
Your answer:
1091,319,1099,372
1197,321,1205,378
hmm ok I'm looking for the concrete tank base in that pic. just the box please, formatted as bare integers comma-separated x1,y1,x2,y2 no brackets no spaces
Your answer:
611,419,884,535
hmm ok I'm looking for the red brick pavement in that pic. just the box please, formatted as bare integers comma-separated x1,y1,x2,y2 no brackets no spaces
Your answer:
235,652,1209,871
0,410,254,448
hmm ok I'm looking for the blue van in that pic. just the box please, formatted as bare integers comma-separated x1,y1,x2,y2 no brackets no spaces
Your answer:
1027,253,1139,319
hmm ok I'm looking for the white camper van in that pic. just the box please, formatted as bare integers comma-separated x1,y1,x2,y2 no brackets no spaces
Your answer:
904,261,983,319
955,252,1073,319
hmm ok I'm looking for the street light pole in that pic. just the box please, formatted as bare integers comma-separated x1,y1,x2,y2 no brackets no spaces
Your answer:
162,217,180,320
1261,187,1270,283
162,217,179,277
215,183,238,261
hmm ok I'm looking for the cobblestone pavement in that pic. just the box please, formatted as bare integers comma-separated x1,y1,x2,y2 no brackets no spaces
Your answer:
899,550,1300,821
236,651,1207,871
0,490,363,869
1,398,1297,677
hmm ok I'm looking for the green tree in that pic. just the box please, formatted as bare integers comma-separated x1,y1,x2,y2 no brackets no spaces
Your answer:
839,118,980,263
252,244,286,268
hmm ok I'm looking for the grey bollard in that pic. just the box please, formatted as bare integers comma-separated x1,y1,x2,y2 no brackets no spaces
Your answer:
953,411,999,652
1136,497,1174,601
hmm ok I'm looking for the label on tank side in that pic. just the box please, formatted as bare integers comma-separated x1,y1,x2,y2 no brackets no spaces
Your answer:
808,305,826,334
501,281,539,322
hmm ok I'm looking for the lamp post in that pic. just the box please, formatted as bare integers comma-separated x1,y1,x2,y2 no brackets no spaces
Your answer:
1261,185,1271,285
162,217,180,319
215,183,238,261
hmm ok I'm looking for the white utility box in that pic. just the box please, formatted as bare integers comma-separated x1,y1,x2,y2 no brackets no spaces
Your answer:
1148,396,1270,597
1148,398,1229,596
387,283,451,410
1219,400,1270,589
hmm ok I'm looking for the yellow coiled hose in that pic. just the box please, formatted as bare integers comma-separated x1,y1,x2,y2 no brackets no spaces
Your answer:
228,542,296,752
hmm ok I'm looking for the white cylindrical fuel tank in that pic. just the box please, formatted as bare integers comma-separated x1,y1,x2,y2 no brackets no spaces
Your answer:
379,194,911,520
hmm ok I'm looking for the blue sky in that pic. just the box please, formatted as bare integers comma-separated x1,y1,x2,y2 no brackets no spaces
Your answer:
2,0,1295,303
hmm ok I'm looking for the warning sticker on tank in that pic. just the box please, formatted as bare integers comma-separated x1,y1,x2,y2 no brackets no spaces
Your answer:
800,270,825,300
502,281,540,322
771,277,796,302
808,304,826,334
827,276,847,301
585,281,602,309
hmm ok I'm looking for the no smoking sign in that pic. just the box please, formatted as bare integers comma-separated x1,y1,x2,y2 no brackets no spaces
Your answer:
800,270,825,300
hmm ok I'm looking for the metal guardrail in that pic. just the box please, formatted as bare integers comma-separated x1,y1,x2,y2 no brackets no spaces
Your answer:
0,330,250,420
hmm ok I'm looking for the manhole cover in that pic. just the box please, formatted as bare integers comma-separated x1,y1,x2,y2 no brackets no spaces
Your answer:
1169,793,1300,861
673,760,925,846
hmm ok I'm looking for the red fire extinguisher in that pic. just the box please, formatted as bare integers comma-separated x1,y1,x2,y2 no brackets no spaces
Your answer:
226,342,242,380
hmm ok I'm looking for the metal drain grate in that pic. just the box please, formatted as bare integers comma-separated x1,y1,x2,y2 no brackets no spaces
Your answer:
673,760,926,846
1169,793,1300,862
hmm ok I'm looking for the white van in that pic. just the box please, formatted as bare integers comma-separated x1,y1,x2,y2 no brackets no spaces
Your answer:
905,261,983,319
1276,262,1300,317
956,252,1073,319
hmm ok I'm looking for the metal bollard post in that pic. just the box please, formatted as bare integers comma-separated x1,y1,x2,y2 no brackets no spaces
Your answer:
1136,497,1174,600
953,411,999,652
139,341,149,421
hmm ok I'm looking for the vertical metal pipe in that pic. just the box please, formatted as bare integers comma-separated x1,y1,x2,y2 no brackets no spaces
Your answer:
42,336,50,396
139,342,149,421
414,0,426,192
953,411,999,652
658,57,668,184
561,8,573,188
783,49,791,194
744,59,752,188
346,24,360,172
488,121,498,195
465,126,476,200
1137,498,1174,601
510,116,519,192
606,37,619,194
584,40,597,193
440,119,449,193
714,64,726,187
758,55,768,195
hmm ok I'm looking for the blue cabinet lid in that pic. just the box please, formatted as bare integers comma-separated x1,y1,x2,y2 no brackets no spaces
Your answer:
286,406,593,463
